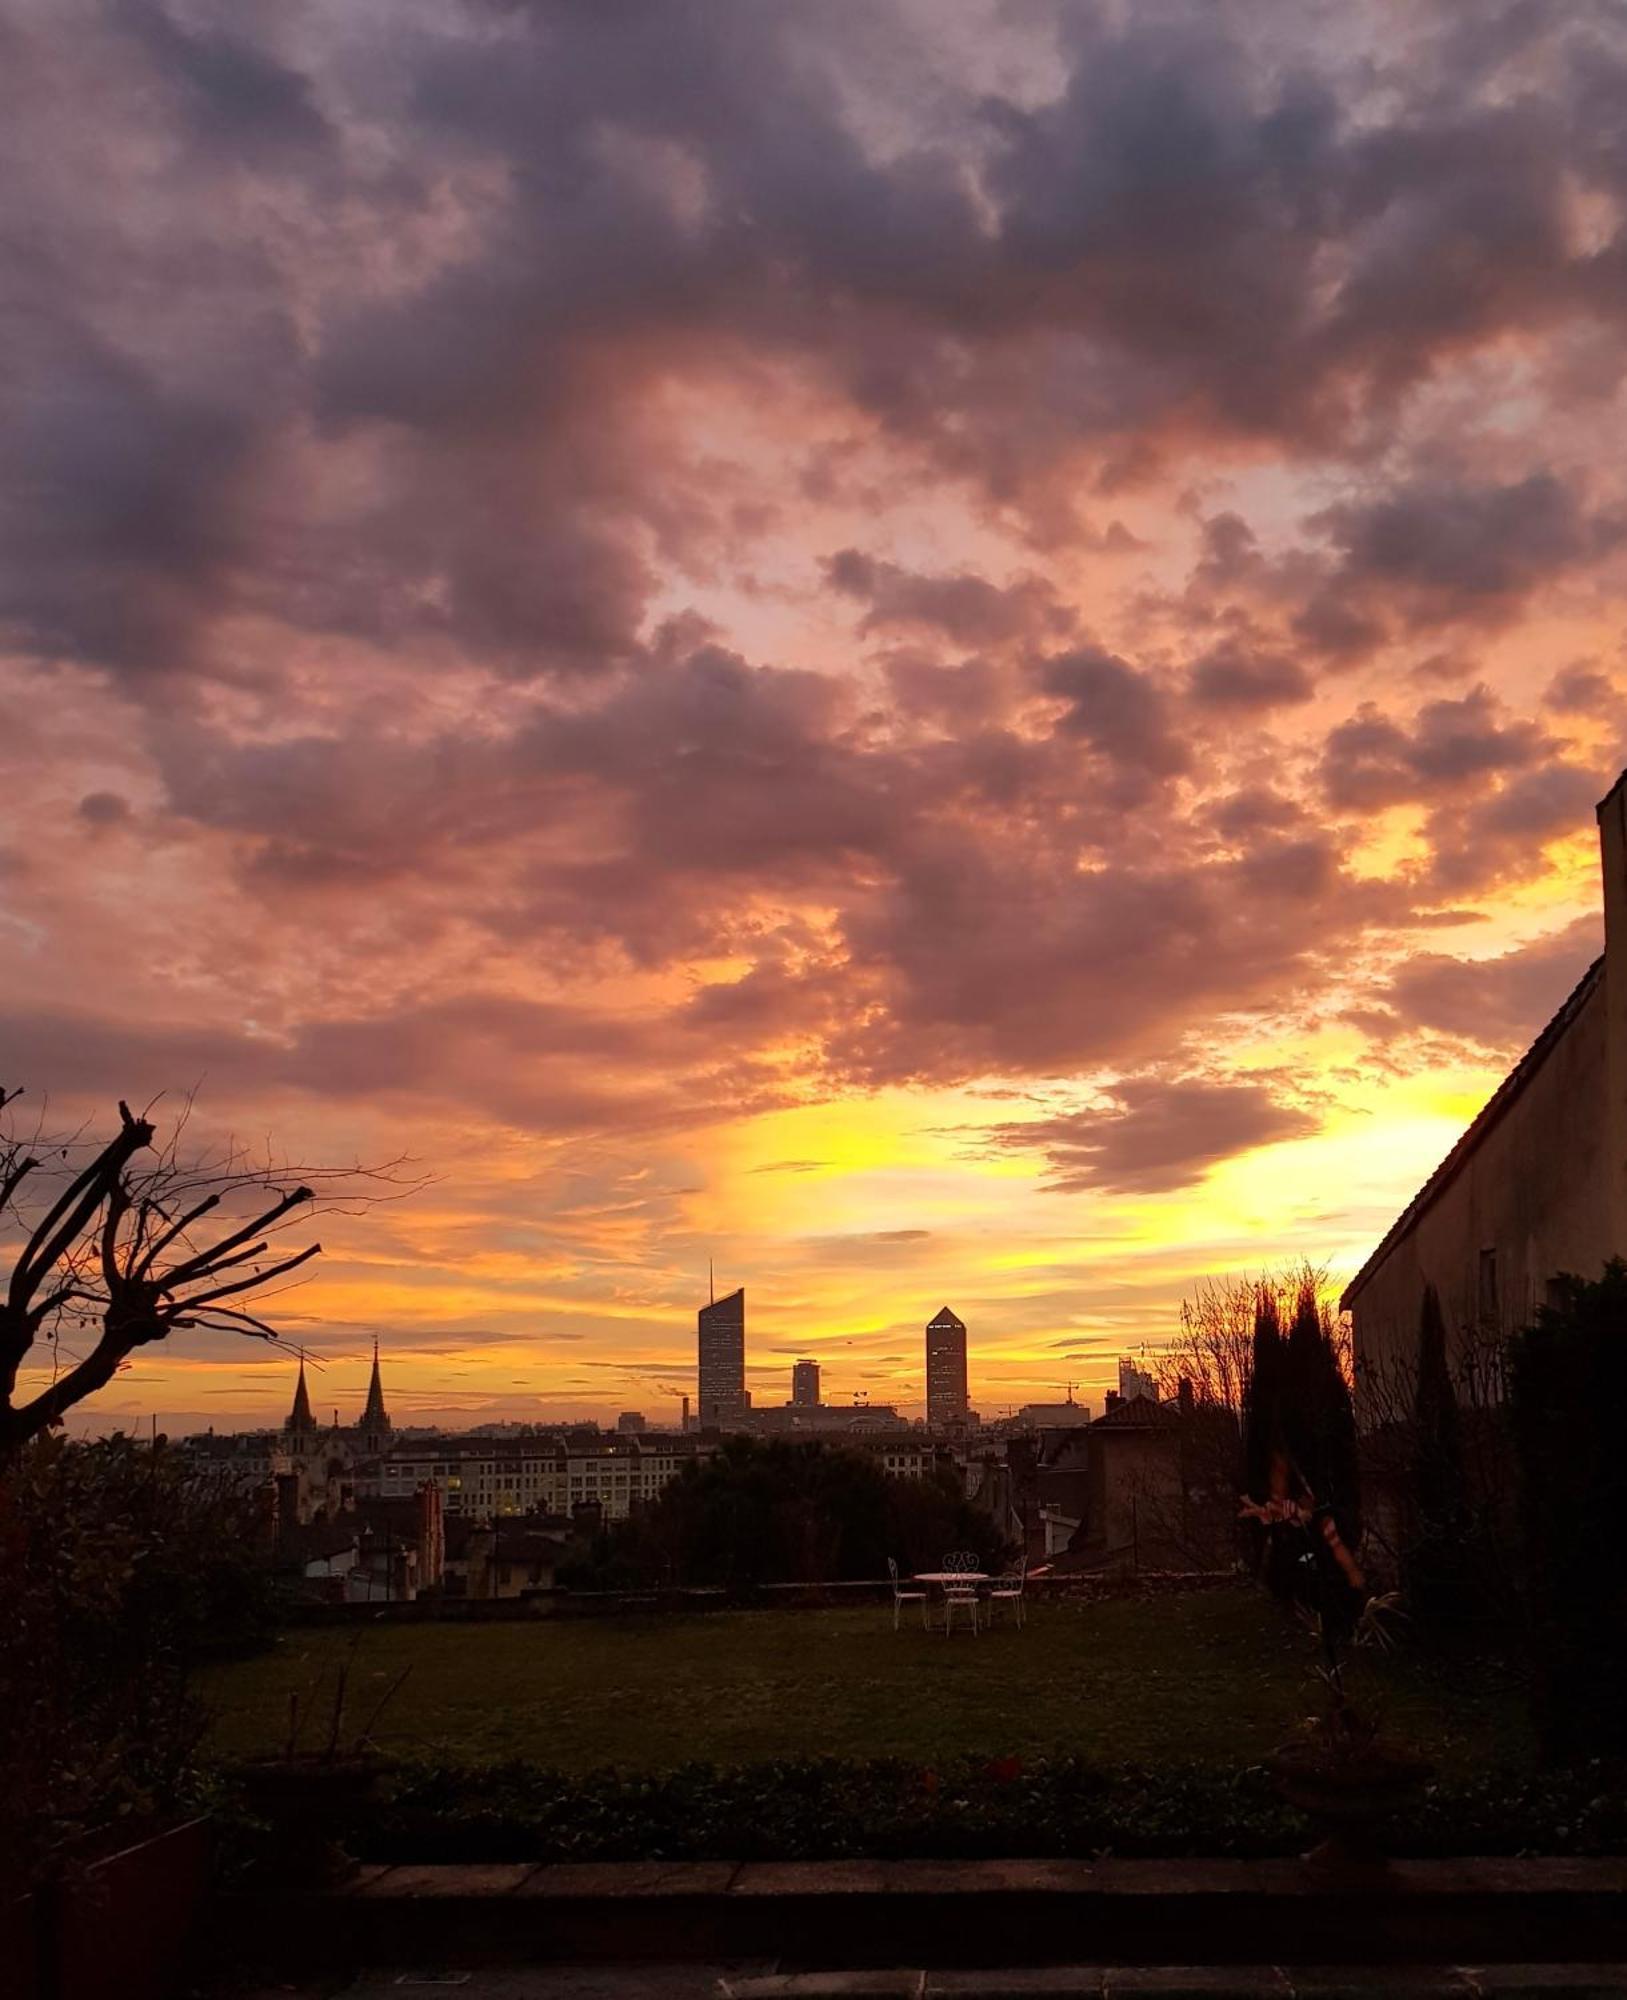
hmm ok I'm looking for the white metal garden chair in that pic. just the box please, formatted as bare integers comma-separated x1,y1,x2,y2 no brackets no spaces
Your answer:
987,1568,1026,1628
887,1556,929,1631
942,1570,980,1635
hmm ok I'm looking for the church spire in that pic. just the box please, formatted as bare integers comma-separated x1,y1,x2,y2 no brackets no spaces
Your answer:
360,1334,390,1444
286,1353,314,1435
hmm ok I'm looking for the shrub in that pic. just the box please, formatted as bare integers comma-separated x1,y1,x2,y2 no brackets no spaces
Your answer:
562,1437,1011,1593
343,1753,1627,1865
1509,1262,1627,1762
0,1432,276,1880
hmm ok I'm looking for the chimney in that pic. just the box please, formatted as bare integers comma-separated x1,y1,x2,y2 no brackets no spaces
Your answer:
1178,1377,1195,1416
1599,770,1627,1256
1105,1390,1121,1411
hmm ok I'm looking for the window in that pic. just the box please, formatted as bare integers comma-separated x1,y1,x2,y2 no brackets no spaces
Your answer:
1478,1247,1500,1325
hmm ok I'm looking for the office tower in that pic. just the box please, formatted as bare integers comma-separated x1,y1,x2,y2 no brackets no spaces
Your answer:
1118,1356,1159,1404
698,1286,749,1426
792,1358,821,1407
925,1307,968,1425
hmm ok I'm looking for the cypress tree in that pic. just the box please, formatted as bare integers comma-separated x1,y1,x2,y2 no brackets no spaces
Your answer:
1242,1289,1295,1599
1509,1262,1627,1761
1407,1282,1472,1632
1282,1278,1363,1643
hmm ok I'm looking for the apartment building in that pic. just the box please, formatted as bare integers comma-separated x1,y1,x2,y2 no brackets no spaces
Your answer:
362,1432,705,1521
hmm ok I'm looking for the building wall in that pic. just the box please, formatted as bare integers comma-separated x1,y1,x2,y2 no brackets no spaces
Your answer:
1347,771,1627,1406
1603,774,1627,1255
1349,974,1613,1398
368,1437,701,1520
1083,1428,1184,1571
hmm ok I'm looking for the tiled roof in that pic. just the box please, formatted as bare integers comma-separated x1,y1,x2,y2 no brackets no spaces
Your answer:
1090,1393,1175,1430
1340,952,1605,1307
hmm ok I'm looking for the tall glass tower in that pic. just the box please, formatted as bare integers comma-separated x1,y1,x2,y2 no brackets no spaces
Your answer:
925,1306,968,1426
698,1286,748,1426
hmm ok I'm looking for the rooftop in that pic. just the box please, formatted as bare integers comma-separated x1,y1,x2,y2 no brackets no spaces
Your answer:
1340,952,1605,1306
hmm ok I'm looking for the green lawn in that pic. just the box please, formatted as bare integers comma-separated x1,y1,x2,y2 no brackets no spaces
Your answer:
199,1590,1531,1777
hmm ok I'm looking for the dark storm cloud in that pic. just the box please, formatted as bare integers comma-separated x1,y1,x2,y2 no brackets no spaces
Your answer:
1040,648,1190,779
1186,639,1314,710
6,0,1627,686
4,0,1626,1173
1377,915,1604,1051
112,1,332,161
1320,686,1551,811
823,550,1073,649
1545,663,1621,715
0,323,264,671
1421,762,1609,896
996,1078,1319,1195
1309,472,1618,630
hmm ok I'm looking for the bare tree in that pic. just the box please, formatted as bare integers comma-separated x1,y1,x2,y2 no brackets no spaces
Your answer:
0,1087,406,1468
1154,1261,1349,1412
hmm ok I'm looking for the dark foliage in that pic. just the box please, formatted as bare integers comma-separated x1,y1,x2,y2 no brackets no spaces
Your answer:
1240,1281,1362,1648
1509,1261,1627,1763
1241,1290,1291,1599
1404,1283,1476,1633
561,1437,1011,1595
0,1433,277,1882
1284,1280,1361,1555
347,1752,1627,1865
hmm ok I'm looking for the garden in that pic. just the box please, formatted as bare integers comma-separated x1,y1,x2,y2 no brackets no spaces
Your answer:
183,1586,1596,1867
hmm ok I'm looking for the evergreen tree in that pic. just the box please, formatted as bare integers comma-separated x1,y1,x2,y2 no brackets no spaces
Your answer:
1283,1278,1360,1551
1242,1289,1295,1599
1406,1282,1473,1632
1509,1261,1627,1762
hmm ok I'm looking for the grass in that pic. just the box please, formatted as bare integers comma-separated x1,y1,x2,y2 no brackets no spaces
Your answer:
198,1588,1532,1778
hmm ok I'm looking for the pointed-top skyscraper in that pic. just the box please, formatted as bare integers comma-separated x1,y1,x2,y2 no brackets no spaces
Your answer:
697,1287,749,1427
925,1307,968,1427
286,1353,315,1439
359,1335,391,1454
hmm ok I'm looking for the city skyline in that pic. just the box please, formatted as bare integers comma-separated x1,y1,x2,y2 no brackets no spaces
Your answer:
6,2,1625,1439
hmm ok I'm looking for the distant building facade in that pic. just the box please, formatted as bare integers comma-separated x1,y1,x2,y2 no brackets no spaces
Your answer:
616,1411,647,1434
791,1358,821,1407
698,1286,750,1426
1345,771,1627,1409
925,1306,969,1425
1015,1398,1092,1429
362,1432,705,1522
1117,1357,1159,1405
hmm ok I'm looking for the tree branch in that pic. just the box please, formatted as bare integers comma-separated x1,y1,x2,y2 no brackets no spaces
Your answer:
174,1241,321,1315
160,1186,313,1288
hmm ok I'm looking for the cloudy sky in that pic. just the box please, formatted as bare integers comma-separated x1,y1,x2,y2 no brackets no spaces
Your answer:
4,0,1625,1433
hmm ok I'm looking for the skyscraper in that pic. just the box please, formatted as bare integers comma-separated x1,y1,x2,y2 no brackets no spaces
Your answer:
698,1286,749,1426
791,1358,821,1407
925,1307,968,1426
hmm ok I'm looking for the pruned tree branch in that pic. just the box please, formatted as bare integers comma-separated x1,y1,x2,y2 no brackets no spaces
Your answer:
0,1086,419,1468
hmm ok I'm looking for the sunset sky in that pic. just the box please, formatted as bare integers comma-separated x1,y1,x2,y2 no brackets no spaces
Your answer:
4,0,1626,1434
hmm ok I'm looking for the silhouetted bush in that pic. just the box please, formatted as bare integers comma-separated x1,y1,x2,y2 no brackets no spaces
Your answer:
560,1436,1011,1594
1509,1261,1627,1762
1241,1281,1361,1638
0,1432,276,1880
1404,1283,1478,1635
346,1752,1627,1864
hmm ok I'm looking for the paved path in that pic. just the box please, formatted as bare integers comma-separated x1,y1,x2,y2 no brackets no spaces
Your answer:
228,1964,1627,1997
